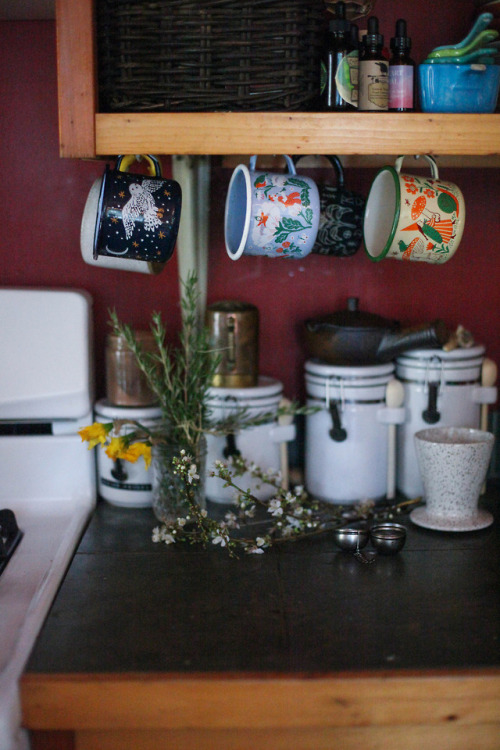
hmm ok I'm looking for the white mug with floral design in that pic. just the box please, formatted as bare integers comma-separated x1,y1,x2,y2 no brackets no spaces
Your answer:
363,155,465,263
225,155,320,260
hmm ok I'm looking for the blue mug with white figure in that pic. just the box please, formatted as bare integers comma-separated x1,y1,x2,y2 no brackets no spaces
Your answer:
225,155,320,260
92,155,182,265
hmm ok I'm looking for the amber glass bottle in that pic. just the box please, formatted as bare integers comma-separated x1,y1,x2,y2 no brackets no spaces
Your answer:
358,16,388,111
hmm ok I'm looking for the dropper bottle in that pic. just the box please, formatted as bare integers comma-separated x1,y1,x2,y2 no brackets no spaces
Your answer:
358,16,388,111
389,19,415,112
320,1,357,111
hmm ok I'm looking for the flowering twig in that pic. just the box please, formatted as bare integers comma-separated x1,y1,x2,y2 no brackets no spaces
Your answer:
151,454,421,556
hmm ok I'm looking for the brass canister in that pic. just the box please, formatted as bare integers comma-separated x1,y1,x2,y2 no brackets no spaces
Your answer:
205,301,259,387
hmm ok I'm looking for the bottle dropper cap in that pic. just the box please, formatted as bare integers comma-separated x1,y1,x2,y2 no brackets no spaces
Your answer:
350,22,359,49
363,16,383,47
329,1,350,33
390,19,411,51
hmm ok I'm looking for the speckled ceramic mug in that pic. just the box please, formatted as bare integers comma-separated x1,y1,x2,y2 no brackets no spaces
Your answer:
414,427,494,524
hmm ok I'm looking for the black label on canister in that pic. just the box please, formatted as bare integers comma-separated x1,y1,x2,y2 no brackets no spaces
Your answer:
101,478,152,492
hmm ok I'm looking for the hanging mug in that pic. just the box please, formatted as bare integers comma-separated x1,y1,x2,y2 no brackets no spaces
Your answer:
363,154,465,263
296,155,365,257
225,155,320,260
81,155,182,272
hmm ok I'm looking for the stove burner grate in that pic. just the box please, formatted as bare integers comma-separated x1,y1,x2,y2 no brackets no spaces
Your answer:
0,509,23,576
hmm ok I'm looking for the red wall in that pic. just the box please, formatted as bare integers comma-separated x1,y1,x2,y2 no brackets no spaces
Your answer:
1,15,499,404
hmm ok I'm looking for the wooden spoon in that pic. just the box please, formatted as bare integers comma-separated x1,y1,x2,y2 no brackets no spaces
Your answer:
481,358,497,431
385,379,405,501
481,358,497,494
278,398,294,491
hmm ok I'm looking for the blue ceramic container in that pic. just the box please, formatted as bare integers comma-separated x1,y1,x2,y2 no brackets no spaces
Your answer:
419,63,500,112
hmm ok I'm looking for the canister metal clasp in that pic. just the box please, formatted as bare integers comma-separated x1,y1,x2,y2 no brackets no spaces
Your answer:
326,377,347,442
422,356,444,424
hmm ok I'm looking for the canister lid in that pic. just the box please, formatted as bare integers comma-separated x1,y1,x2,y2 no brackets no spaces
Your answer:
206,300,258,314
106,330,157,351
306,297,397,332
207,375,282,401
396,344,485,364
94,398,162,420
305,359,395,379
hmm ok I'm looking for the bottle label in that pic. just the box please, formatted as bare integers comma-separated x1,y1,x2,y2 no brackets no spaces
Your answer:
320,60,327,95
359,60,389,111
335,50,359,106
389,66,414,110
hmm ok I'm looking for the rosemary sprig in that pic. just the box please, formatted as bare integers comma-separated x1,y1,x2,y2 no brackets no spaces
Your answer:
109,272,219,450
108,272,317,447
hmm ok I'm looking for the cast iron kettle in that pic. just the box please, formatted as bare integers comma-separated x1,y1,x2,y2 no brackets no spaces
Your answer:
304,297,448,365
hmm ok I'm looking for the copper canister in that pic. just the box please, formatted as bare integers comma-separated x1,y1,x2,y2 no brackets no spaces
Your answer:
206,301,259,387
105,331,158,406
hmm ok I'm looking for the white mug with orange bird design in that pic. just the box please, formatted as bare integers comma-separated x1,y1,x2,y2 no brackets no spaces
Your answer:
363,154,465,263
225,155,320,260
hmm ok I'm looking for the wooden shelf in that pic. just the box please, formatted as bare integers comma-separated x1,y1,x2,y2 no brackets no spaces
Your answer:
94,111,500,159
56,1,500,162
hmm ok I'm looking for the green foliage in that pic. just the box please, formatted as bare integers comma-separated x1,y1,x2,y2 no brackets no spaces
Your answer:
109,272,219,451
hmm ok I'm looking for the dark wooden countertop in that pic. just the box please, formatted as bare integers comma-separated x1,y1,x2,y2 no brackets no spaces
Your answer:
25,493,500,674
21,490,500,750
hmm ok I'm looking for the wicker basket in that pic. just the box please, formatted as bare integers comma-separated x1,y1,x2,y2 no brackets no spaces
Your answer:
97,0,325,112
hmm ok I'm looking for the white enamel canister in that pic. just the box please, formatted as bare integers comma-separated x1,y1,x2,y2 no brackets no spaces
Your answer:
94,399,162,507
304,360,404,504
395,346,497,498
205,376,295,503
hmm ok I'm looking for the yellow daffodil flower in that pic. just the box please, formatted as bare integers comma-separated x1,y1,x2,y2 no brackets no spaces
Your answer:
105,437,129,460
126,442,152,469
78,422,113,449
105,438,152,469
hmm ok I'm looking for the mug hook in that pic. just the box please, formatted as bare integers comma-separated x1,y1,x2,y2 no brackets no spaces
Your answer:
115,154,162,177
394,154,439,180
292,155,345,189
249,155,296,175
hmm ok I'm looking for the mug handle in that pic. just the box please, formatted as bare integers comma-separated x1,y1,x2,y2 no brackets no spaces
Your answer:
324,155,345,189
292,155,344,189
394,154,439,179
116,154,162,177
249,155,297,175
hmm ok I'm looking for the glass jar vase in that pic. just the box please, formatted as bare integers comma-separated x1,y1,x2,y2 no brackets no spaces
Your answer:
151,437,207,524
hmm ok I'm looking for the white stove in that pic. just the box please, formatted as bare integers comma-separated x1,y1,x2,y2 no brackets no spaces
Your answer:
0,288,96,750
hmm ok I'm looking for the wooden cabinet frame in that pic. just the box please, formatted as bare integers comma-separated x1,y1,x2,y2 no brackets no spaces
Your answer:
56,0,500,160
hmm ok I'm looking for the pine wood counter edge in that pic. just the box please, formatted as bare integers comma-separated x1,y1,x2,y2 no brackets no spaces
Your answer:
21,669,500,731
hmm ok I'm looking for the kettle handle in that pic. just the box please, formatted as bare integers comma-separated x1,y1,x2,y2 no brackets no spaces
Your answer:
116,154,162,177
